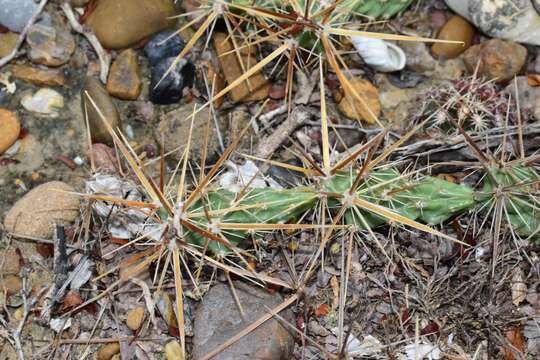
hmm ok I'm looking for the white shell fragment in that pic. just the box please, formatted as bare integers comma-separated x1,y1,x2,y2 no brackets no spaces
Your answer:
351,36,406,72
21,88,64,116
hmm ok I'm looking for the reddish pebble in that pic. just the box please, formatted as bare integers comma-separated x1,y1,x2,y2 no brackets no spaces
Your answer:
269,84,286,100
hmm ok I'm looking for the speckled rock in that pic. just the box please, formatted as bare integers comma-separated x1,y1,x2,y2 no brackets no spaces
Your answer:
432,16,475,59
106,49,141,100
82,77,121,145
10,64,66,87
0,0,38,32
336,78,381,124
26,24,75,67
463,39,527,82
0,108,20,155
193,283,294,360
0,32,18,58
86,0,176,49
4,181,80,239
157,102,221,162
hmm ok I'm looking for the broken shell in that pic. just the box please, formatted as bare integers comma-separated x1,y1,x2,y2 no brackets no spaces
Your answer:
351,36,406,72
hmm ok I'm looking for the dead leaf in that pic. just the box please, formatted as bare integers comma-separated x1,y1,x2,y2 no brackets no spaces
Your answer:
511,269,527,306
504,327,525,360
315,303,329,317
527,74,540,87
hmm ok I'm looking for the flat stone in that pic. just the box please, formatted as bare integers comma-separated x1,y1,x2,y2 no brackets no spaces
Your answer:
213,32,270,103
0,250,21,275
193,282,294,360
26,24,75,67
21,88,64,116
82,77,121,145
156,102,221,162
463,39,527,82
4,181,80,239
0,32,18,58
107,49,141,100
86,0,176,49
0,0,38,32
336,78,381,124
0,108,20,155
126,306,145,331
10,64,66,87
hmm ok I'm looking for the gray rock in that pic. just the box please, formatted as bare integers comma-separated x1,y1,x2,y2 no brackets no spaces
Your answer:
0,0,38,32
193,282,295,360
505,76,540,121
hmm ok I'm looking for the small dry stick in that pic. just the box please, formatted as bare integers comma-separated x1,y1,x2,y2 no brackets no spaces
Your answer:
61,1,111,83
0,0,49,68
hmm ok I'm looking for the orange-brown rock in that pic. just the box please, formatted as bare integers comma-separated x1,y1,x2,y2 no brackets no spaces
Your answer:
213,32,270,103
0,250,21,275
336,78,381,124
432,16,475,59
0,32,18,58
0,275,22,295
10,64,66,87
106,49,142,100
463,39,527,82
0,109,21,155
86,0,176,49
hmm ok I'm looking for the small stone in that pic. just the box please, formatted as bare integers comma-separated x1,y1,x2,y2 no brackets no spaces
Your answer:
82,77,122,145
432,16,475,59
88,143,118,174
0,250,21,275
164,340,183,360
144,31,185,66
126,307,145,331
97,342,120,360
156,293,177,329
21,88,64,116
463,39,527,82
214,32,271,103
148,56,195,105
0,0,38,32
193,283,294,360
0,32,18,58
505,76,540,120
26,24,75,67
86,0,176,49
10,64,66,87
269,84,286,100
4,181,80,239
106,49,141,100
156,102,221,162
336,78,381,124
0,275,22,295
0,108,20,155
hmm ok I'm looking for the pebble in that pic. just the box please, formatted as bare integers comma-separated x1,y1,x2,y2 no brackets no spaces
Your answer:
463,39,527,82
4,181,81,239
0,32,18,58
126,306,145,331
0,108,20,155
26,24,75,67
0,0,38,32
213,32,270,103
505,76,540,121
157,102,221,162
144,31,185,66
336,78,381,124
106,49,142,100
21,88,64,116
192,282,294,360
97,342,120,360
164,341,183,360
432,16,475,59
148,55,195,105
88,143,118,174
0,250,21,275
10,64,66,87
82,77,122,145
0,274,22,296
86,0,176,49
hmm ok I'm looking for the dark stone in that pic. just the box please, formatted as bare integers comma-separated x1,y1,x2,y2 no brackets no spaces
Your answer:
0,86,8,106
267,158,305,188
387,70,425,89
148,57,195,105
193,282,295,360
144,30,185,65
